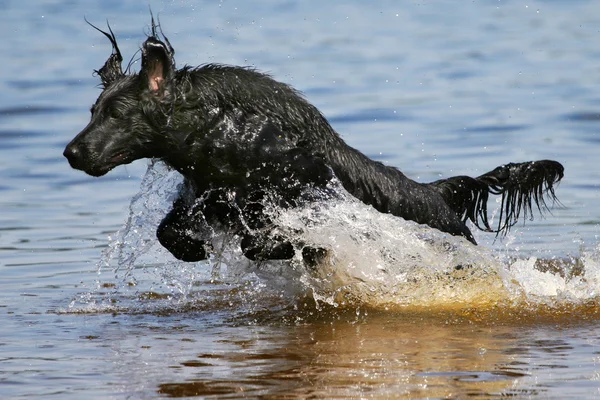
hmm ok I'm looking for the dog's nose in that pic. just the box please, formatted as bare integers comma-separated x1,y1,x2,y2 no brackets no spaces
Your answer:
63,143,82,169
64,143,78,160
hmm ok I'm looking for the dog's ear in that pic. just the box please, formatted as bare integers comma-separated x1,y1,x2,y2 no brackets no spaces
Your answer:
140,16,175,96
86,18,124,87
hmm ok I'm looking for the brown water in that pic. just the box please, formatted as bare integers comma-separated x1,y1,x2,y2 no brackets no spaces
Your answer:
3,1,600,398
79,310,600,399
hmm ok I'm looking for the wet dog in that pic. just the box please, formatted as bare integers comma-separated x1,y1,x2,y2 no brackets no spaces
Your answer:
64,19,564,265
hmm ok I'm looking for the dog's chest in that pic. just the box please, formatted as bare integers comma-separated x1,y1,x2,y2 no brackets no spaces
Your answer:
167,113,280,189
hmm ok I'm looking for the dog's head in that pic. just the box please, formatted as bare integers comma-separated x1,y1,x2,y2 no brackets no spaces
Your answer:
64,18,176,177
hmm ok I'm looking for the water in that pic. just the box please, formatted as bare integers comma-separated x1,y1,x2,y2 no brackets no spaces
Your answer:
2,0,600,398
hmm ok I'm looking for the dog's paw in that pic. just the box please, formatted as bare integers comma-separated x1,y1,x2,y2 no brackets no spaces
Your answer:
301,246,331,270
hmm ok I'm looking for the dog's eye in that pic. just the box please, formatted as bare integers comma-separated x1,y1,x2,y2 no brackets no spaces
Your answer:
109,108,123,119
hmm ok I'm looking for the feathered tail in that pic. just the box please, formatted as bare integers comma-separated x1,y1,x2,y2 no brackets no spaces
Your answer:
430,160,564,235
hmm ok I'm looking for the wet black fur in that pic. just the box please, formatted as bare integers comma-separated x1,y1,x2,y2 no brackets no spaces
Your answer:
64,20,564,264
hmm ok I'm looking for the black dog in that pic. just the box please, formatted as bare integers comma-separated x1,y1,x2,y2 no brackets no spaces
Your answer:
64,20,564,265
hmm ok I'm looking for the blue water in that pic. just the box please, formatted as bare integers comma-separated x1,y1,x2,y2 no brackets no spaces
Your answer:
2,1,600,398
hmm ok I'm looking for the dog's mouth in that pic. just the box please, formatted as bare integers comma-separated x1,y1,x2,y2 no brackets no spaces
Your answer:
95,152,133,175
84,163,115,177
80,152,132,177
108,152,129,166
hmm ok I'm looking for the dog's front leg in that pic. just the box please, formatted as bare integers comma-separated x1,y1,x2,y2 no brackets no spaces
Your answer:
235,193,294,261
240,232,295,261
241,232,330,269
238,200,330,266
156,197,213,262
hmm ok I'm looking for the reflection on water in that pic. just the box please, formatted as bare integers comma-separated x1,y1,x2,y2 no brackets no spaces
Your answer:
155,319,523,399
87,309,598,399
